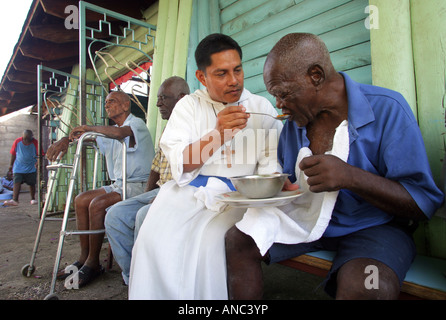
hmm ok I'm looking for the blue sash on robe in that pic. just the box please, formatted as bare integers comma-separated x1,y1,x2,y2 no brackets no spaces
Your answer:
189,175,236,191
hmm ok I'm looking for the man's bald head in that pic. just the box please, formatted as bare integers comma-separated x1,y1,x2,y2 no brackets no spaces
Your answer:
161,76,190,96
23,130,33,138
112,90,131,107
264,33,335,81
22,130,34,145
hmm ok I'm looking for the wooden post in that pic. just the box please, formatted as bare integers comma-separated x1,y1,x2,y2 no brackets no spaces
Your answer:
146,0,169,145
146,0,194,146
369,0,417,117
411,0,446,259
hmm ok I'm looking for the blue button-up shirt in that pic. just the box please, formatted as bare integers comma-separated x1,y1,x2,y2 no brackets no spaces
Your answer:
278,72,444,237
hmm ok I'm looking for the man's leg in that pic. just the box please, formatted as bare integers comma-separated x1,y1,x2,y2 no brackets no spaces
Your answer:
326,223,416,300
336,258,400,299
134,205,151,241
105,192,156,284
29,184,36,201
12,173,22,202
27,172,37,202
134,189,159,240
85,191,122,269
225,226,265,299
12,182,21,202
74,189,108,264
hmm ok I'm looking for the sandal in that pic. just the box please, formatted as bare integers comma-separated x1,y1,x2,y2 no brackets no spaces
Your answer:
77,264,105,288
3,199,18,206
56,261,83,280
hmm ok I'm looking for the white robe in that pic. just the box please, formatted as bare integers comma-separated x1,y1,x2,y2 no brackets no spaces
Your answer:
129,88,282,299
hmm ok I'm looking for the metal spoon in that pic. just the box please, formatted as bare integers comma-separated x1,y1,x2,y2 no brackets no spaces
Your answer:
247,112,290,120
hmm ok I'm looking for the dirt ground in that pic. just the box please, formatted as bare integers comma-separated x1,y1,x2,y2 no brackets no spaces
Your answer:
0,192,127,300
0,192,330,301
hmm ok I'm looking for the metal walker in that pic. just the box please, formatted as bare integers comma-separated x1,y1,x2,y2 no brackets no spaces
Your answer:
21,132,127,300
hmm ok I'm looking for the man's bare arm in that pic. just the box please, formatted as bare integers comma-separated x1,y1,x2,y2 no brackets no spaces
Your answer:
69,125,133,142
300,154,426,220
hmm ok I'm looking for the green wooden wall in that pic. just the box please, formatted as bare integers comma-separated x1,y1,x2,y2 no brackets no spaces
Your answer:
146,0,193,145
188,0,370,106
370,0,446,259
411,0,445,188
410,0,446,259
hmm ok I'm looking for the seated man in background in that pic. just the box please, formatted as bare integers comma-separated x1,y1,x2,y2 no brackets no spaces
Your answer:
225,33,444,300
105,76,190,285
46,90,154,288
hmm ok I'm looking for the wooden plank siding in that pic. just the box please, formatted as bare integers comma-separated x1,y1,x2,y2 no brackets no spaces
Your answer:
146,0,193,145
368,0,446,259
217,0,371,107
410,0,446,259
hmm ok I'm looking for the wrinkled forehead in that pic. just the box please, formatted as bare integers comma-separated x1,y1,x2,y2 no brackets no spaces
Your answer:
106,91,126,103
157,82,171,96
264,53,288,76
264,63,290,87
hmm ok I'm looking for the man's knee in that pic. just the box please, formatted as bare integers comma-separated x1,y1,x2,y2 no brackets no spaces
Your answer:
225,226,261,260
135,207,149,227
336,258,400,300
74,192,90,209
89,195,118,214
225,226,245,254
104,207,118,229
105,201,133,229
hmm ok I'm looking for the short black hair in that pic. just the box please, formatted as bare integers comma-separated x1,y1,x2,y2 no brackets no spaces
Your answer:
195,33,242,72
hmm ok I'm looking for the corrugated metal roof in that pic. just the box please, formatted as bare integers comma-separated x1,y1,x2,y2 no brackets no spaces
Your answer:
0,0,156,116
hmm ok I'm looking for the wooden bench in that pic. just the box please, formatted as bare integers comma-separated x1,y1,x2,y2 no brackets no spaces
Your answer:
279,250,446,300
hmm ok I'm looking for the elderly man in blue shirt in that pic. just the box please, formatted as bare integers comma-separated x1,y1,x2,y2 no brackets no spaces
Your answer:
225,33,444,300
46,90,154,288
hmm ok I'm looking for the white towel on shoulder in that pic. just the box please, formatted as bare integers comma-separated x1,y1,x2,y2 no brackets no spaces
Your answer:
235,120,349,255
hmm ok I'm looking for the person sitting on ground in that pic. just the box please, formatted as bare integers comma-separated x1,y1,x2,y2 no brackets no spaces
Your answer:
4,130,43,206
105,76,190,285
224,33,444,300
128,33,283,299
0,171,14,201
1,171,14,191
46,90,155,288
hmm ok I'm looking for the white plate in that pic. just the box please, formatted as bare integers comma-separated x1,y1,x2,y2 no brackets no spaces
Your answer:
215,190,303,208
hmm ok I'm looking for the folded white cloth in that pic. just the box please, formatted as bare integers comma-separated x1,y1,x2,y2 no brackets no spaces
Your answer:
194,177,232,213
236,120,349,255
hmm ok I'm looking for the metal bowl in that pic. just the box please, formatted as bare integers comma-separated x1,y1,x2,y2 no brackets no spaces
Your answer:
230,173,289,199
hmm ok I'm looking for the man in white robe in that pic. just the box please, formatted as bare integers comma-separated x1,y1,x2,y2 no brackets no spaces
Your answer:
129,33,283,299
